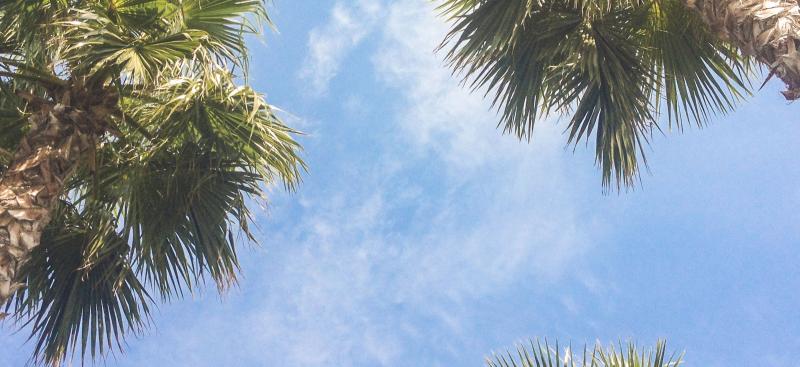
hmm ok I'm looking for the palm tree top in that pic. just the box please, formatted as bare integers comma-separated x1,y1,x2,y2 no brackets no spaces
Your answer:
0,1,303,365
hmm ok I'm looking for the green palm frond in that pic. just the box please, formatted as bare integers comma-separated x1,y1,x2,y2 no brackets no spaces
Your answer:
440,0,751,189
61,12,200,83
0,82,27,168
51,0,268,83
0,0,69,68
119,146,261,298
12,203,151,367
487,339,682,367
178,0,270,71
97,0,165,29
645,0,749,129
125,63,304,188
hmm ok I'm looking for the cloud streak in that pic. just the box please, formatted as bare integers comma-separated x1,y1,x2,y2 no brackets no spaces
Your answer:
299,0,383,95
114,1,602,366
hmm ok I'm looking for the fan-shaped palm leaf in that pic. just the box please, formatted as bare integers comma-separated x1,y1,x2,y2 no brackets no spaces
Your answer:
486,339,682,367
440,0,750,189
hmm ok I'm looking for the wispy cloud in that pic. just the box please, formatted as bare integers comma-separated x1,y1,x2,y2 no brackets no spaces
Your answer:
299,0,383,95
114,1,602,366
260,1,596,364
372,1,568,172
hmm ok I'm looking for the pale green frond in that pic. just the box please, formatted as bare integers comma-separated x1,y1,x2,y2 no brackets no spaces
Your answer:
177,0,270,72
60,9,200,82
487,339,683,367
125,63,304,188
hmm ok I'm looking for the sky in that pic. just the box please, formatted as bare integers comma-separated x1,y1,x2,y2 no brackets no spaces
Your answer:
3,0,800,366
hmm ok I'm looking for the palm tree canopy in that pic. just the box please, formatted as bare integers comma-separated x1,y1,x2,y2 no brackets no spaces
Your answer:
487,339,682,367
440,0,751,189
0,0,303,365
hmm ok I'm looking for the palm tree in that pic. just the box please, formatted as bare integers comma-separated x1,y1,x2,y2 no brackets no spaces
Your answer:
0,0,302,365
486,339,682,367
439,0,792,189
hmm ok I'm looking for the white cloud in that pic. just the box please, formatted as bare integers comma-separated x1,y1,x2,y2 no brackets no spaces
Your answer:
238,3,596,364
117,1,602,366
372,0,567,172
299,0,383,95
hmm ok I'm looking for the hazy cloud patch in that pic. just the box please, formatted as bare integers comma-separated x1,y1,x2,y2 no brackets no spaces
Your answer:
299,0,383,95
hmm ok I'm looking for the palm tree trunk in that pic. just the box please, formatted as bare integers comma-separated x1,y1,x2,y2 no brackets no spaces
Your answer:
0,86,114,315
683,0,800,99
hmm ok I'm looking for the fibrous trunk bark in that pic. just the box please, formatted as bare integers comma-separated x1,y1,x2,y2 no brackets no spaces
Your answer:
0,85,114,316
684,0,800,99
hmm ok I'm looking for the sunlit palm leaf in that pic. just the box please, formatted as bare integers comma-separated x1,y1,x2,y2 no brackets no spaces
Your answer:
125,63,304,187
486,339,682,367
61,8,199,82
179,0,270,70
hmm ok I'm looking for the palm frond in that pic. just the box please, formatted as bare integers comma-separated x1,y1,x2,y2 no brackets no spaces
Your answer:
486,339,682,367
646,0,750,129
118,146,261,299
125,63,304,188
440,0,751,189
0,0,70,69
60,8,199,82
56,0,268,83
11,203,151,367
0,81,27,169
177,0,270,72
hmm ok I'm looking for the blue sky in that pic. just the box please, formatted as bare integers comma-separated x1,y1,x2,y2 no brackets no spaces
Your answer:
3,0,800,366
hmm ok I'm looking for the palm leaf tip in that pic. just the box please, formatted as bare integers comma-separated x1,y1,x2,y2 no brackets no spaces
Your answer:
487,339,683,367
